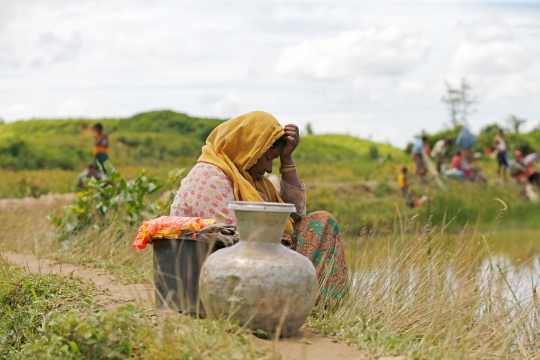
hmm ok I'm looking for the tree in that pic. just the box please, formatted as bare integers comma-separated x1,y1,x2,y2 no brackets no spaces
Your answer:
305,123,314,135
441,78,477,127
506,115,527,134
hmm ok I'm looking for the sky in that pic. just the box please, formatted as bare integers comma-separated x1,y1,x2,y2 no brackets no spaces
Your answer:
1,0,539,148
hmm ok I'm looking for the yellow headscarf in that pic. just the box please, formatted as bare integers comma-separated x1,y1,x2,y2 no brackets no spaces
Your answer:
198,111,295,235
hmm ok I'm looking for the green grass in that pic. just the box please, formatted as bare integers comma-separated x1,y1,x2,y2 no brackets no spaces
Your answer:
0,110,406,175
0,255,271,359
0,258,101,357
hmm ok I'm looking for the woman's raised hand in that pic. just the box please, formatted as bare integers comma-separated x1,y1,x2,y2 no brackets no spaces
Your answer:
281,124,300,158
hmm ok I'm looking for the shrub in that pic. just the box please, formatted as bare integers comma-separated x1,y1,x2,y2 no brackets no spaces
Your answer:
51,161,183,241
0,267,98,357
22,305,148,359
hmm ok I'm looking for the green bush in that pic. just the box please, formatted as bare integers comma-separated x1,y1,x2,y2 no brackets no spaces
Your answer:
51,161,183,240
0,139,82,170
22,305,147,359
0,268,98,357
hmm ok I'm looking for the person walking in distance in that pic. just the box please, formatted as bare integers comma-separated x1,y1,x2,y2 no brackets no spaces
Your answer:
411,136,428,182
76,163,104,190
397,167,409,197
493,129,508,180
93,123,109,170
431,138,452,173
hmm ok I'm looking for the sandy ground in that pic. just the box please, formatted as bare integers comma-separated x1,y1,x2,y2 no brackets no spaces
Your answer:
0,192,76,211
1,250,377,360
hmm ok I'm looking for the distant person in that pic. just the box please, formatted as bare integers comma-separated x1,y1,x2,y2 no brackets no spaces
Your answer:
423,142,431,156
469,153,486,183
510,151,539,201
456,127,477,163
523,153,539,187
77,163,104,190
397,167,409,197
431,138,452,173
493,130,508,180
509,150,527,181
93,123,109,170
80,123,91,135
451,151,472,180
411,136,428,182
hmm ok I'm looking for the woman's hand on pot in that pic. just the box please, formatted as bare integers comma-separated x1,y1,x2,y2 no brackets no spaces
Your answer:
281,124,300,157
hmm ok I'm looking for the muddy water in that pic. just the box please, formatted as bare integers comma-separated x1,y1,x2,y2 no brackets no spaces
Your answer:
344,228,540,304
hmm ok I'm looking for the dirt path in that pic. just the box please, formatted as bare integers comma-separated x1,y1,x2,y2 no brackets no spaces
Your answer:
1,249,372,360
0,192,76,211
1,250,153,307
253,331,370,360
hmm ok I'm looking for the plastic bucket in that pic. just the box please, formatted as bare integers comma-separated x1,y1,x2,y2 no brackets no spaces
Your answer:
152,236,224,317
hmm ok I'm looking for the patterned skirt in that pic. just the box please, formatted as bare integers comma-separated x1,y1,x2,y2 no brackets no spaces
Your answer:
283,211,348,300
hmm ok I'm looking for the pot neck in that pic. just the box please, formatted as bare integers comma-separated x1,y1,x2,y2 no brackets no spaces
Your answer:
234,209,290,243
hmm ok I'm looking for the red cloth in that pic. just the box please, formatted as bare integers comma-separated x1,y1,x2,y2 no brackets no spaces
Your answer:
452,156,461,169
452,156,472,179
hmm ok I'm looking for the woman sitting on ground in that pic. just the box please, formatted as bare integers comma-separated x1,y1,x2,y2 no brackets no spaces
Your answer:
170,111,347,298
451,151,472,180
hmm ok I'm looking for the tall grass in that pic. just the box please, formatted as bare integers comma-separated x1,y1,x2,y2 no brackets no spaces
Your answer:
0,194,153,284
310,209,540,358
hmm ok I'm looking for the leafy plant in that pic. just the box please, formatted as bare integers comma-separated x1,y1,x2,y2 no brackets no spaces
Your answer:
51,161,183,240
22,305,148,359
0,268,99,357
368,144,380,160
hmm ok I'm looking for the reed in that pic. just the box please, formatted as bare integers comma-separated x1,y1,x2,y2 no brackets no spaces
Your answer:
310,206,540,358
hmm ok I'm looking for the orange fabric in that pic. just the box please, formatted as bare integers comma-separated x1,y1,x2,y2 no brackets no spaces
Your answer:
94,134,108,155
132,216,217,250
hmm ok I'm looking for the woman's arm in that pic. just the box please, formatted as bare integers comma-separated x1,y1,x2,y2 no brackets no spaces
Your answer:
280,155,301,188
280,178,307,215
280,124,301,188
279,124,306,214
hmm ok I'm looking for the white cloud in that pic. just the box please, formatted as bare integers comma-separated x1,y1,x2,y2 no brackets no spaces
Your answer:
5,31,82,68
395,79,427,95
58,99,88,117
210,94,242,117
278,112,401,144
471,26,513,42
275,28,431,80
269,5,356,24
1,103,37,121
452,26,529,74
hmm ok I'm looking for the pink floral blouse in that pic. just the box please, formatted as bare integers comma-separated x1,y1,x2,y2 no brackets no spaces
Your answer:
170,163,306,226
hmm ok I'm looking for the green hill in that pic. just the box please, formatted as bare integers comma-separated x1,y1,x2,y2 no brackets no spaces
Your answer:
0,110,223,137
0,110,404,171
297,134,405,162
